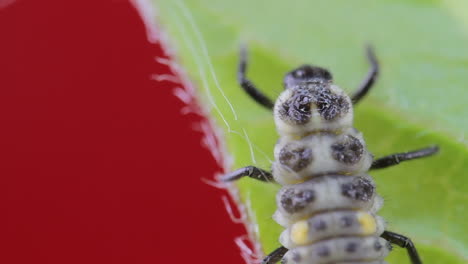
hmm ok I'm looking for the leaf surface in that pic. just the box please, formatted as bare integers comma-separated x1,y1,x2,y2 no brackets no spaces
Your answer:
155,1,468,263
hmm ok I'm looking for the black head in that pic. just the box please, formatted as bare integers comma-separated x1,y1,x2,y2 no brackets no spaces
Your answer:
283,65,333,88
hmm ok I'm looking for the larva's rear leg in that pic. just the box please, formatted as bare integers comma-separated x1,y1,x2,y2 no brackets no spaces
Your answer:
261,246,288,264
370,146,439,170
351,45,379,104
381,231,423,264
220,166,274,183
238,45,275,110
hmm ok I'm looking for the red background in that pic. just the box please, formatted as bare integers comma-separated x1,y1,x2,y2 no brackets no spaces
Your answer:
0,1,246,263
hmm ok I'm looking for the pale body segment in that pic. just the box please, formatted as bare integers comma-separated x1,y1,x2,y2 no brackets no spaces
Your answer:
273,175,384,227
272,128,373,185
282,237,391,264
222,46,439,264
280,210,386,248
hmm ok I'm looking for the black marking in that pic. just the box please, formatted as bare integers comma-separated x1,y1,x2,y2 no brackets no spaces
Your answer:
284,65,332,88
279,89,313,125
279,144,313,172
279,83,350,125
341,177,375,202
314,86,350,121
331,135,364,164
280,188,315,214
340,215,354,228
374,240,383,251
313,219,327,231
292,250,301,262
346,242,359,253
263,246,289,264
317,245,330,257
281,258,287,264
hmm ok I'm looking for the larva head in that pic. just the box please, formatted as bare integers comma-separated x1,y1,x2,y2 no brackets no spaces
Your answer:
275,66,353,137
283,65,333,88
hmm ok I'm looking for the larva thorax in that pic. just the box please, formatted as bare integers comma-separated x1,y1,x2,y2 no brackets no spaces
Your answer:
271,65,388,264
272,129,373,185
274,65,353,139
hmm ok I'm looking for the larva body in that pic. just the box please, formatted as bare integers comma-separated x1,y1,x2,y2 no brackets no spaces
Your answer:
223,46,438,264
271,78,389,264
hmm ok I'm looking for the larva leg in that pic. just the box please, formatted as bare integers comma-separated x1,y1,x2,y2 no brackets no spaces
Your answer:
220,166,274,183
238,45,275,110
261,246,288,264
381,231,422,264
351,45,379,104
370,146,439,170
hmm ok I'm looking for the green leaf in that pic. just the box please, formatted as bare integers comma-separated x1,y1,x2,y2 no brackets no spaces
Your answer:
154,1,468,263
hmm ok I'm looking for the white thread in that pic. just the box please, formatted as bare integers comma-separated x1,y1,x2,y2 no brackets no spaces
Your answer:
243,128,257,165
171,3,266,168
253,144,274,166
175,0,238,121
171,10,232,130
155,18,227,170
160,3,266,262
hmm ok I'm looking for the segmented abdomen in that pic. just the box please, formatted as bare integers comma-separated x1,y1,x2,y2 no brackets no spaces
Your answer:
272,129,389,264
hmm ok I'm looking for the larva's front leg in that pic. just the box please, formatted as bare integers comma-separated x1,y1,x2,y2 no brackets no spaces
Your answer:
221,166,275,183
381,231,423,264
371,146,439,170
261,246,288,264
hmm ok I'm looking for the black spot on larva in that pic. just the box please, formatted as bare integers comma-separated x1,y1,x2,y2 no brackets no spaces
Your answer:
317,245,330,257
314,86,350,121
346,242,359,253
313,219,327,231
340,215,354,228
279,144,313,172
331,135,364,164
374,240,383,251
292,250,301,262
280,188,315,214
341,177,375,202
279,89,313,125
279,82,350,124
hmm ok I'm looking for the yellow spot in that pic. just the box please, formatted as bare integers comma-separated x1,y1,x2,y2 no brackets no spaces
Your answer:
291,220,310,245
357,212,377,235
292,135,302,140
287,178,305,184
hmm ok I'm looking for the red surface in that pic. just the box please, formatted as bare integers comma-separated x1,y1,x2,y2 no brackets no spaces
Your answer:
0,1,246,263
